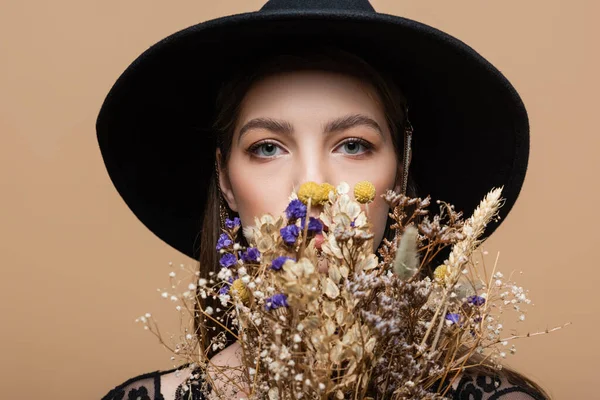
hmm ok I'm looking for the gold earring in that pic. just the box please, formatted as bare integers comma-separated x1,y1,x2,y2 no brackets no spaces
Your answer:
400,108,413,196
214,160,229,230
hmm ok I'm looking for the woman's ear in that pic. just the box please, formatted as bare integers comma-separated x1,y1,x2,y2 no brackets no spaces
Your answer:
216,149,238,212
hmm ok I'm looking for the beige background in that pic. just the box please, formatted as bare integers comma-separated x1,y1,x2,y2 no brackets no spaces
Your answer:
0,0,597,398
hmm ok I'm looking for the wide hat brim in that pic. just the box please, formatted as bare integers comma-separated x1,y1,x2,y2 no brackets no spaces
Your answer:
96,2,529,260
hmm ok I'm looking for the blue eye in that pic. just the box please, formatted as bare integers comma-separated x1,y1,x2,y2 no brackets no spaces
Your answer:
337,138,372,155
343,141,362,154
249,141,283,158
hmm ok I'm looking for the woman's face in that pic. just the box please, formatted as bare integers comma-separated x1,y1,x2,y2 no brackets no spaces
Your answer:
218,70,400,249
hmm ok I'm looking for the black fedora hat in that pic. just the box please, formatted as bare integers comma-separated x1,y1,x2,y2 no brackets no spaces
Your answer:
96,0,529,260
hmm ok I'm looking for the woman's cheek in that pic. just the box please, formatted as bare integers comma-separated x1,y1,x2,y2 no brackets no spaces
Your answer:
229,161,293,226
364,167,397,248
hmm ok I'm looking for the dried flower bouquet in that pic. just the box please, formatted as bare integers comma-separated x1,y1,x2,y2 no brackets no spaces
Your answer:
138,181,557,399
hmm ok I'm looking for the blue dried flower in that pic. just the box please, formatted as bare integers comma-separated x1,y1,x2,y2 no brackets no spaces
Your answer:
242,247,260,263
285,199,306,220
216,233,232,251
300,217,323,234
280,225,301,245
265,293,289,311
271,256,294,271
225,217,241,229
219,253,237,268
467,295,486,306
445,313,460,324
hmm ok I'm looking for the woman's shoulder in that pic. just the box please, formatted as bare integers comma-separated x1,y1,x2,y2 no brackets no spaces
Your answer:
101,364,204,400
447,369,548,400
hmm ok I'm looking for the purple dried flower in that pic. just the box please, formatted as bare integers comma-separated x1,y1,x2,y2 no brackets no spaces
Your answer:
219,253,237,268
241,247,260,263
218,277,235,295
216,233,232,251
218,285,230,295
225,217,241,229
280,225,301,245
285,199,306,220
445,313,460,324
265,293,289,311
271,256,294,271
300,217,323,234
467,295,486,306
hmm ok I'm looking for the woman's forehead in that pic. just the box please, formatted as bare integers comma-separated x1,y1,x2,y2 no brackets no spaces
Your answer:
235,70,386,133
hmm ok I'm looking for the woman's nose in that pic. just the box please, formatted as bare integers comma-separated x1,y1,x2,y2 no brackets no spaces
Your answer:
295,152,329,189
295,164,334,217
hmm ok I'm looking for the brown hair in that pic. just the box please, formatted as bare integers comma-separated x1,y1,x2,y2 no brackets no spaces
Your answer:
195,45,549,398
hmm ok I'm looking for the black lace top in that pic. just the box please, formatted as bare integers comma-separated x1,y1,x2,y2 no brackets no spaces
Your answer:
101,365,547,400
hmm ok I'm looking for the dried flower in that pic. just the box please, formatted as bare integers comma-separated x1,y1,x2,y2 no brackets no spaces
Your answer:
231,279,249,303
271,256,294,271
434,264,451,282
218,284,230,295
393,225,419,279
467,295,486,306
300,217,323,234
320,182,336,199
219,253,236,268
298,181,332,205
297,181,322,205
141,185,562,400
285,199,307,220
354,180,376,204
264,293,289,311
225,217,240,229
216,233,233,251
241,247,260,263
280,225,301,245
446,313,460,324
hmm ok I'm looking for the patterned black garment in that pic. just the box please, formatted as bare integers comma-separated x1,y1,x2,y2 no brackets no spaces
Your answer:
102,365,547,400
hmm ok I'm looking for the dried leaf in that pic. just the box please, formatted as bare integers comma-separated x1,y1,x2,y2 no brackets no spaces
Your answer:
339,265,349,279
324,319,336,336
322,301,336,317
331,342,343,363
359,254,378,271
300,315,320,330
365,337,377,353
335,307,345,326
323,277,340,299
328,264,342,283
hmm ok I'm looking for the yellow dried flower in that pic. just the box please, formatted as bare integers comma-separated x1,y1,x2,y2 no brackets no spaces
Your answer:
298,181,321,205
231,279,249,303
298,182,333,205
319,183,336,202
354,181,376,204
321,182,336,202
434,264,451,283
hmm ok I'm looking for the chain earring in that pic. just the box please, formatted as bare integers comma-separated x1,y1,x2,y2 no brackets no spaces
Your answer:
400,107,413,196
390,108,414,247
214,160,229,231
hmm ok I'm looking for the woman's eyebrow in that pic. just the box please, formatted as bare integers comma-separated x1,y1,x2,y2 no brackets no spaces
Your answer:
323,114,383,137
237,114,383,141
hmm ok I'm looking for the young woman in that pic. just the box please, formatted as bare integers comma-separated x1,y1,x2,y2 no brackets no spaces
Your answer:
98,1,547,399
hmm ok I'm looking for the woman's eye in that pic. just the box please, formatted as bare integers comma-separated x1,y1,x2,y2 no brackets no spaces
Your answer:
249,142,283,158
336,139,371,155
